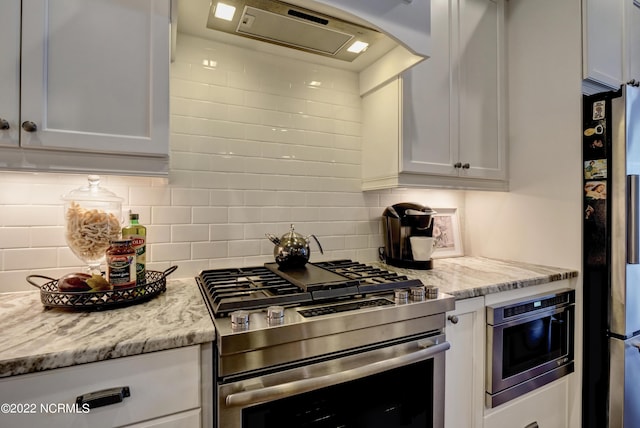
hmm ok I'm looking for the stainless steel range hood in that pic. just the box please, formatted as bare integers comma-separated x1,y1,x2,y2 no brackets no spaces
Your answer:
206,0,384,62
176,0,430,95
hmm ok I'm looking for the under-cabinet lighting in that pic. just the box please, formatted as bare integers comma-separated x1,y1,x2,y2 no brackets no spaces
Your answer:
347,41,369,54
214,2,236,21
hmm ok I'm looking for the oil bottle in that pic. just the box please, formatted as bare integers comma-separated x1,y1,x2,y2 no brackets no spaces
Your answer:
122,213,146,284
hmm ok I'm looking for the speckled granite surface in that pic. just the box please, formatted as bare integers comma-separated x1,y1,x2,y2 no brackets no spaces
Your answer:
0,257,578,379
374,256,579,299
0,279,215,378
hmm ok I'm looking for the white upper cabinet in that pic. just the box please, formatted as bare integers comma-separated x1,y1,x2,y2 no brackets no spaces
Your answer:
362,0,507,191
0,0,21,148
582,0,624,92
627,0,640,82
1,0,170,176
582,0,640,93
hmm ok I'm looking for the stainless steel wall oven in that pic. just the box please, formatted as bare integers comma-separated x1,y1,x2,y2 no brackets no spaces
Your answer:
486,289,575,408
218,332,448,428
196,260,455,428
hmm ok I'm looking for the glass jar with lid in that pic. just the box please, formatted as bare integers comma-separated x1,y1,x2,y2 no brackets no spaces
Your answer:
61,175,123,274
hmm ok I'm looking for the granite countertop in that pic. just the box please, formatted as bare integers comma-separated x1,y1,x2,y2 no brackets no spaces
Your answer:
375,256,579,299
0,278,215,378
0,257,578,379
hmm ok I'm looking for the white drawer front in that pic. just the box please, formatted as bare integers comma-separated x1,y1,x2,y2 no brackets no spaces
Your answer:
483,377,569,428
0,346,200,428
122,409,201,427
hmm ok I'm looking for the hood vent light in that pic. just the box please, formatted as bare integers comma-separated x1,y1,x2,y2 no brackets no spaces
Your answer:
206,0,382,62
347,41,369,54
214,3,237,21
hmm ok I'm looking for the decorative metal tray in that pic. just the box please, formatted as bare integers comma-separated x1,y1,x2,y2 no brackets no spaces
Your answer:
27,266,177,310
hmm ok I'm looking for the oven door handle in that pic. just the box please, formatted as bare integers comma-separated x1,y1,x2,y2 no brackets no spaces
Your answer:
225,339,450,408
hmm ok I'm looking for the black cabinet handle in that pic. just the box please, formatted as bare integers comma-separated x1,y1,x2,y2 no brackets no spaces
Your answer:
76,386,131,409
454,162,462,168
524,422,539,428
447,315,459,324
21,121,37,132
0,118,9,130
462,163,470,169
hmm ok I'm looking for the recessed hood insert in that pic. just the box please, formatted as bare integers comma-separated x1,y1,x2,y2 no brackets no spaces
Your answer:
206,0,384,62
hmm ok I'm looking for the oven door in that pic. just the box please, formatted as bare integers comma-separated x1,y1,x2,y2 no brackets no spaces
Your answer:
486,304,574,404
217,333,449,428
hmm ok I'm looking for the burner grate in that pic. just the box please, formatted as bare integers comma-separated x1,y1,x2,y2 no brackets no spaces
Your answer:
197,260,425,316
315,260,424,294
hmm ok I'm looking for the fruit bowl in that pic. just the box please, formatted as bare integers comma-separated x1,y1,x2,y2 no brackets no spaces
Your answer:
26,267,177,310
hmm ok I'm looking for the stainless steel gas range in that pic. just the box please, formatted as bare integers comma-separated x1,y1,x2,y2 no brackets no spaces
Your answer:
196,259,455,428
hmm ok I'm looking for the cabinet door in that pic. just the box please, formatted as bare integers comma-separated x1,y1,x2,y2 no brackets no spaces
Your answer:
626,0,640,81
0,0,21,147
401,0,457,177
20,0,169,156
458,0,506,180
0,346,201,428
445,297,485,428
401,0,505,181
583,0,624,89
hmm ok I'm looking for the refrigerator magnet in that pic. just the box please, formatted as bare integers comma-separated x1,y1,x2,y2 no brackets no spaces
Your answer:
585,181,607,200
584,123,604,136
584,159,607,179
593,100,605,120
585,138,606,159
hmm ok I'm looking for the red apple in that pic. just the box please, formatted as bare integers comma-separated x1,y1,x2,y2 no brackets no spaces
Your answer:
58,273,92,292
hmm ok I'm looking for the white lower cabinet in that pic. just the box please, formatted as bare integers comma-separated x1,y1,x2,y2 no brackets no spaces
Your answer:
0,346,202,428
122,409,201,428
445,296,485,428
445,280,577,428
483,377,570,428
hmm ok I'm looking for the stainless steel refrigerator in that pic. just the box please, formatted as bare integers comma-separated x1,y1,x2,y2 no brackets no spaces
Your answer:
583,82,640,428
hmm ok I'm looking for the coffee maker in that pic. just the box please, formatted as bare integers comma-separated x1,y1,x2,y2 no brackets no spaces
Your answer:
380,202,436,269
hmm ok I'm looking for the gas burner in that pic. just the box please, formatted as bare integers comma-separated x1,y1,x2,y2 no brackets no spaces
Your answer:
197,259,426,316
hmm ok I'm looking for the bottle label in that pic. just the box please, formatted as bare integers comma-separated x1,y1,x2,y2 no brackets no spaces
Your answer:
123,234,146,284
107,254,136,288
130,237,145,248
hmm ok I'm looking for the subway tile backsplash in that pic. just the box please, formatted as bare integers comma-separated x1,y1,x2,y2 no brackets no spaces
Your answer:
0,34,464,292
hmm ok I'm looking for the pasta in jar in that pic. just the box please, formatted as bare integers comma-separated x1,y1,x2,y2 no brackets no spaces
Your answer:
65,202,121,261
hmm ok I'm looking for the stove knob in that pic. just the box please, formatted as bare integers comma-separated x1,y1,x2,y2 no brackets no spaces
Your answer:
230,310,250,330
394,289,409,304
426,286,439,299
410,286,426,302
266,305,285,325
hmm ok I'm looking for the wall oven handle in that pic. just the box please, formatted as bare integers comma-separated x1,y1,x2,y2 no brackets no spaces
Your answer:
225,340,450,408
